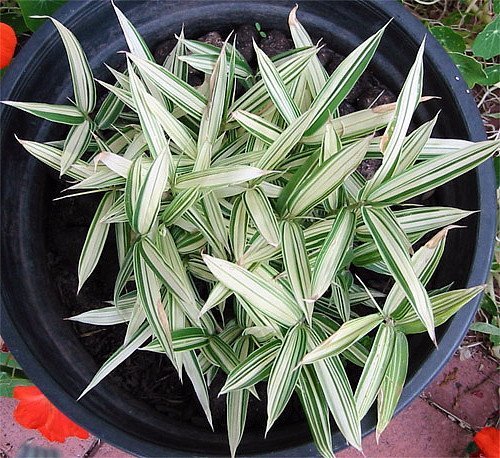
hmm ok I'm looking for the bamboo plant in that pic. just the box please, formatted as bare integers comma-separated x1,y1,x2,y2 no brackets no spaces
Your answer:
4,3,499,457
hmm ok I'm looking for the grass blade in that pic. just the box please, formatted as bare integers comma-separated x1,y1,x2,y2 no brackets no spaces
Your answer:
2,101,84,125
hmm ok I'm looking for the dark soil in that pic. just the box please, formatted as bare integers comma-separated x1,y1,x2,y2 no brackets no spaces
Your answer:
47,24,410,440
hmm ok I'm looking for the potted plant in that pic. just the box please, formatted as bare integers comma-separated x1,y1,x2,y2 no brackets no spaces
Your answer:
1,1,497,456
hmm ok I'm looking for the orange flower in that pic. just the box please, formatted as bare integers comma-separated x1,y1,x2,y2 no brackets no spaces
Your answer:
13,386,89,442
474,427,500,458
0,22,17,69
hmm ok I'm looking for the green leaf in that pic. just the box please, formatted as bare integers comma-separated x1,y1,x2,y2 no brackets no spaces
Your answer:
376,331,408,440
302,313,383,365
77,192,114,292
449,52,487,88
311,208,356,300
361,206,435,343
161,187,200,226
266,324,307,434
18,0,66,32
220,340,281,394
177,166,272,190
229,197,248,261
297,365,334,458
429,26,466,53
477,64,500,86
281,220,313,322
472,16,500,59
469,322,500,337
203,254,303,327
184,351,213,428
2,101,84,125
243,187,280,247
355,323,395,419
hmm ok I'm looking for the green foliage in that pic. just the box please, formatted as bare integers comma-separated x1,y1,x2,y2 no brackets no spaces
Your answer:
4,4,499,457
472,15,500,59
0,352,32,397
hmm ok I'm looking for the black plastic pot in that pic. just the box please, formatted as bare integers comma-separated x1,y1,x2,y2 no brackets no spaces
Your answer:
1,1,496,456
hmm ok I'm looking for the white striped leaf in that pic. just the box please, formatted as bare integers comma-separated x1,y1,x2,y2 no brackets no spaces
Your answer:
243,187,280,247
356,206,475,242
79,323,152,399
305,25,386,135
302,313,383,365
184,350,213,429
37,17,95,113
68,303,133,326
132,149,171,234
94,88,124,130
306,327,362,450
77,192,115,292
376,331,408,440
361,206,436,344
231,47,318,115
171,328,209,352
281,220,313,322
354,323,395,419
138,238,200,326
279,137,370,217
288,5,328,97
128,53,207,120
297,365,334,458
202,254,303,326
384,226,453,317
229,197,248,261
128,61,168,159
266,324,307,434
96,79,134,108
396,286,485,334
363,39,425,194
113,246,134,308
256,109,315,171
161,187,200,226
311,208,355,300
143,91,197,159
201,191,229,251
185,207,226,259
177,166,272,190
227,338,251,458
178,53,252,84
220,340,281,394
2,101,84,125
231,110,281,145
95,152,132,179
60,120,92,176
254,42,301,125
133,244,173,357
365,140,500,204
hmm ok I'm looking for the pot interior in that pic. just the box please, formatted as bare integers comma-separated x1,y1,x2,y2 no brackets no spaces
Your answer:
1,1,483,455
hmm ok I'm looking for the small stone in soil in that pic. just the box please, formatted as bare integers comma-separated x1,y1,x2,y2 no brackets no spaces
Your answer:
259,30,293,57
198,31,225,48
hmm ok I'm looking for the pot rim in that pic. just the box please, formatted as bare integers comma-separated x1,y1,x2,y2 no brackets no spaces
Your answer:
1,1,496,456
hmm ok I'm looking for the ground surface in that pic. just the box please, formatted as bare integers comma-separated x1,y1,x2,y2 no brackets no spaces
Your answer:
1,347,497,458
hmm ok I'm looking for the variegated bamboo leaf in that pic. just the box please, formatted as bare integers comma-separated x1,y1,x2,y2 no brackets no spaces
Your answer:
281,220,313,322
60,120,92,176
376,331,408,440
202,255,303,326
361,206,436,344
354,323,395,419
229,196,248,261
78,192,115,292
266,324,307,434
311,208,355,300
2,101,85,125
244,188,280,247
161,187,200,226
177,166,272,190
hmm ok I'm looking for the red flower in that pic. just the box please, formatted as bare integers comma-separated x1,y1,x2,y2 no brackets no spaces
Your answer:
0,23,17,69
13,386,89,442
474,427,500,458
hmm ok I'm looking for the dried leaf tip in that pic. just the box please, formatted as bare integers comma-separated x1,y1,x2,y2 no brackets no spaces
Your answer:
425,225,464,249
288,4,299,26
